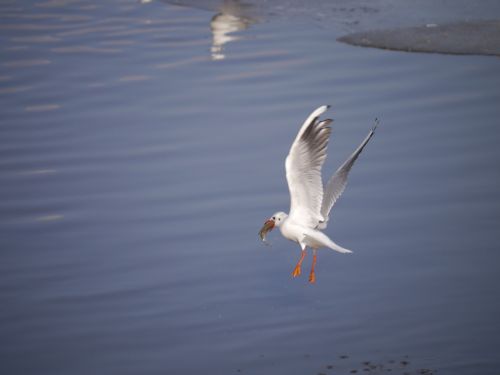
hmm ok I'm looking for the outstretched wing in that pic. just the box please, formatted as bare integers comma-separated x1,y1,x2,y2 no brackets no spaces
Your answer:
286,105,332,228
318,122,377,229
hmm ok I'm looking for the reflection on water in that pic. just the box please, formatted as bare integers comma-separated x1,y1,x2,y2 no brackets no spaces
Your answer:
209,0,256,60
3,59,51,67
24,104,61,112
210,12,254,60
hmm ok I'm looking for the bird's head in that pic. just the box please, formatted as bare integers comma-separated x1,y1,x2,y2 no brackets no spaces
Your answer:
258,212,287,243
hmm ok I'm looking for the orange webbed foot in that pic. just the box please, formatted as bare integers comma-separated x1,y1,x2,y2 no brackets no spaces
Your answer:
309,251,317,284
292,249,306,278
292,265,302,277
308,271,316,284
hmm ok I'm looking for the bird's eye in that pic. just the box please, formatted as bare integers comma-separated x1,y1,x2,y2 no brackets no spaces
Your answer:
272,216,275,220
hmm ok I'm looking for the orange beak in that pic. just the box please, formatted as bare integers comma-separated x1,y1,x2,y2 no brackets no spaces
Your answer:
259,219,275,242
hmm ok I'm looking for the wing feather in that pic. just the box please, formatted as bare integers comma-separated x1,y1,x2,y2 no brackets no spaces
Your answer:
286,105,332,228
318,122,377,229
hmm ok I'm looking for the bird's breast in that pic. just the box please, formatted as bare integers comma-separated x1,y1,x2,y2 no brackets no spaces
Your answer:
280,220,304,244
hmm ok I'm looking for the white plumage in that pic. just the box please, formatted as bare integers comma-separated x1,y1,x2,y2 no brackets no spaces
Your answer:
259,105,376,283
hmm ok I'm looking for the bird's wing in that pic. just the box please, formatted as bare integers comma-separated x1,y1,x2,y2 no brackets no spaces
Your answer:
318,122,377,229
286,105,332,228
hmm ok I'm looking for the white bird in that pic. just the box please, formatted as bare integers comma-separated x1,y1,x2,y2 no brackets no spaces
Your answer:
259,105,377,283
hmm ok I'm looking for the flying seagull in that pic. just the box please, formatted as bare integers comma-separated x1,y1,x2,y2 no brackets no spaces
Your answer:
259,105,376,283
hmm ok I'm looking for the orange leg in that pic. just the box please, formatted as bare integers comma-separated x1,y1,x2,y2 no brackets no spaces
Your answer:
309,250,317,284
292,249,306,277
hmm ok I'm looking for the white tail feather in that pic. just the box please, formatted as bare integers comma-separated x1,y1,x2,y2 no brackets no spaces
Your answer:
328,240,353,254
303,231,353,254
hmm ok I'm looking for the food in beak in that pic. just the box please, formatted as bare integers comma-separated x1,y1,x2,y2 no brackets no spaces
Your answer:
259,219,275,243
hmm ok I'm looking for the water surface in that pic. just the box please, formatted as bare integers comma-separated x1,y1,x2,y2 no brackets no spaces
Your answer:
1,1,500,374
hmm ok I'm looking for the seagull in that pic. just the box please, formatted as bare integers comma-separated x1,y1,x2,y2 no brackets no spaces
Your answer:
258,105,377,283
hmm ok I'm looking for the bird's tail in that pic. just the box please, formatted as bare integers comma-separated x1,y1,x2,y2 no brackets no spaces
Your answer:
327,239,353,254
303,232,353,254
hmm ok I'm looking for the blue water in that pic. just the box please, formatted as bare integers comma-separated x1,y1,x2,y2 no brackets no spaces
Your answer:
1,1,500,374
